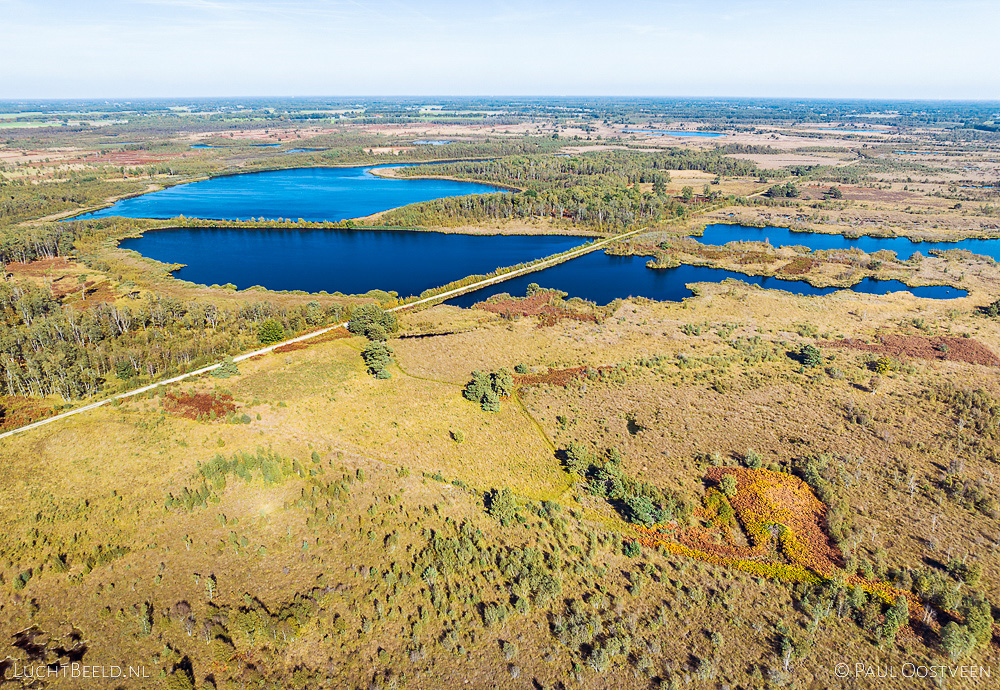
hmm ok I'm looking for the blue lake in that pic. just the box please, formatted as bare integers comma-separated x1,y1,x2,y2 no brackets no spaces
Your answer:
696,223,1000,262
446,253,965,308
414,140,453,145
622,129,723,137
73,166,506,223
818,129,888,133
119,228,583,296
190,143,280,148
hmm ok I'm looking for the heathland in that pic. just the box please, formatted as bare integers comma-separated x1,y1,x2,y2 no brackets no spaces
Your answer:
1,97,999,689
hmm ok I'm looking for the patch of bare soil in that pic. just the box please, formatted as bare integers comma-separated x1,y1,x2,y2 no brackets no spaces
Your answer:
822,335,1000,367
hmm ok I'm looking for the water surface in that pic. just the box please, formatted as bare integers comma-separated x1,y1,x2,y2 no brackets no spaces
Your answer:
446,253,965,308
120,228,583,296
697,223,1000,261
74,166,505,222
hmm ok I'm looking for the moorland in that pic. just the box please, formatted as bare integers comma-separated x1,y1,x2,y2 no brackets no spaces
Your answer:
1,97,999,689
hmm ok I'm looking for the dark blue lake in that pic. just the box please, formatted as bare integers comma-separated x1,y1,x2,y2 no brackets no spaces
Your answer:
74,166,505,222
119,228,583,296
696,223,1000,261
446,252,966,308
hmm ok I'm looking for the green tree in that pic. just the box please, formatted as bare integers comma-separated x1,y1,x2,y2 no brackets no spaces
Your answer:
623,494,660,525
463,371,491,403
961,594,994,647
800,344,822,368
564,442,592,475
361,341,394,378
940,622,975,660
491,368,514,397
486,487,518,525
258,319,285,345
348,304,398,341
115,359,135,381
211,356,240,379
481,388,501,412
680,186,694,202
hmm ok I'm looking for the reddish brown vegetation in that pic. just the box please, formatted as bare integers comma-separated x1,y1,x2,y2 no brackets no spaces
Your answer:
0,396,53,431
671,468,844,576
823,334,1000,367
5,257,74,278
515,367,587,387
272,327,350,353
163,392,236,420
515,365,614,387
780,256,816,274
474,293,596,327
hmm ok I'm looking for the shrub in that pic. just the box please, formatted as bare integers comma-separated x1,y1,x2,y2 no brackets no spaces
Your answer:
743,449,763,469
514,363,528,374
981,298,1000,318
486,487,518,526
940,622,975,660
464,368,512,412
361,341,394,378
720,474,738,497
258,319,285,345
347,304,398,341
870,356,892,374
799,344,822,368
622,541,641,558
212,356,240,378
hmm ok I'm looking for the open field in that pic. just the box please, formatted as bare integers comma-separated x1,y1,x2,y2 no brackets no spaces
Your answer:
1,98,999,688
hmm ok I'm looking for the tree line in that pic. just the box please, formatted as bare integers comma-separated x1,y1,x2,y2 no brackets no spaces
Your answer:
380,149,755,231
0,279,345,400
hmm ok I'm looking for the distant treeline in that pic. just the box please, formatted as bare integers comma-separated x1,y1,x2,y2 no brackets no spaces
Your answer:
380,149,752,230
0,176,142,224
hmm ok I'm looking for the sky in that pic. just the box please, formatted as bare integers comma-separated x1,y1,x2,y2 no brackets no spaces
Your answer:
1,0,998,99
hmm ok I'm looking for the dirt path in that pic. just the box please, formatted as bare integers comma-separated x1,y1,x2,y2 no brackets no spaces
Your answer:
0,226,644,442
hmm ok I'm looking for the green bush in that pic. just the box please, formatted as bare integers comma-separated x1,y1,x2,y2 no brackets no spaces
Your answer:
463,368,513,412
799,344,822,368
212,356,240,378
486,487,518,526
347,304,398,341
361,341,394,378
258,319,285,345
